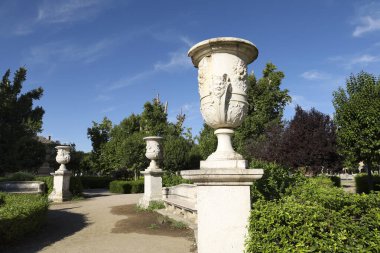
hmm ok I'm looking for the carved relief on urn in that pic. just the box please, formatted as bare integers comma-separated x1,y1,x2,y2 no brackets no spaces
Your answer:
55,145,71,171
143,136,163,171
189,37,258,130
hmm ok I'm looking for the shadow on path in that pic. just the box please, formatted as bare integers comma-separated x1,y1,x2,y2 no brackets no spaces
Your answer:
2,207,89,253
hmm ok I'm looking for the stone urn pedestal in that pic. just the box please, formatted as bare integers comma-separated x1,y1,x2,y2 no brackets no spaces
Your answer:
181,37,264,253
139,136,164,208
48,146,72,202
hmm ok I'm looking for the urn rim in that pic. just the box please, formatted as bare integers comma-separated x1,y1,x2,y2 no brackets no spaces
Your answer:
143,136,164,141
55,145,71,150
188,37,258,67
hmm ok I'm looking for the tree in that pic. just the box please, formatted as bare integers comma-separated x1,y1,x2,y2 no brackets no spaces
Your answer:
333,72,380,190
280,106,341,174
0,68,45,174
87,117,112,172
235,63,291,157
198,124,217,160
163,135,192,172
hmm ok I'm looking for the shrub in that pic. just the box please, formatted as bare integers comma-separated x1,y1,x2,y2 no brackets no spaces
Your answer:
7,171,35,181
35,176,53,194
69,177,83,196
80,176,113,189
250,160,305,203
246,177,380,252
0,193,49,244
162,173,192,187
329,175,341,187
355,174,380,193
109,179,144,194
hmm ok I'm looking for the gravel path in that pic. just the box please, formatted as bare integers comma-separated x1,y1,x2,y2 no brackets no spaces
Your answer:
5,192,195,253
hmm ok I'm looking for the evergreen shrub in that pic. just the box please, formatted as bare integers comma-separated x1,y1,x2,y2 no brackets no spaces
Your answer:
80,176,113,189
35,176,83,197
0,193,49,244
329,175,341,187
355,174,380,193
109,179,144,194
162,173,191,187
7,172,35,181
246,177,380,252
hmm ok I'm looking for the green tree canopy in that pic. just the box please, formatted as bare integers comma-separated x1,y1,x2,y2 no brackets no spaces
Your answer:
0,68,45,174
333,72,380,187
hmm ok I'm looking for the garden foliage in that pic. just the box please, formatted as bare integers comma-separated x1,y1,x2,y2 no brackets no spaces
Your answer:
109,179,144,194
355,174,380,193
162,173,192,187
246,177,380,252
0,193,49,244
80,176,113,189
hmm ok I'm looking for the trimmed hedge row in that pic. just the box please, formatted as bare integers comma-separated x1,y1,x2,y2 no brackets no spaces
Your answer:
329,175,341,187
109,179,144,194
246,177,380,252
355,174,380,193
162,173,192,187
80,176,113,189
0,193,49,244
35,176,83,196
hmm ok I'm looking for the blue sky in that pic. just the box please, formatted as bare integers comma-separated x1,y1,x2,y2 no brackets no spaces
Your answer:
1,0,380,152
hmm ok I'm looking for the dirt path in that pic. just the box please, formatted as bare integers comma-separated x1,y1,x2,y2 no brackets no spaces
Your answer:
4,193,195,253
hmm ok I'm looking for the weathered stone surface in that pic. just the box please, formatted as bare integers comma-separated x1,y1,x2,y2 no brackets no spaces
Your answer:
0,181,45,194
49,145,72,202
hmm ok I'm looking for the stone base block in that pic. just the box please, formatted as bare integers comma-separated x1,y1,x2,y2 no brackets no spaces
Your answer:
139,169,163,208
48,170,72,203
200,159,247,170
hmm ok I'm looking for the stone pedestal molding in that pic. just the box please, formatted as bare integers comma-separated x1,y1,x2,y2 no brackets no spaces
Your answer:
182,37,263,253
139,136,164,208
49,145,72,202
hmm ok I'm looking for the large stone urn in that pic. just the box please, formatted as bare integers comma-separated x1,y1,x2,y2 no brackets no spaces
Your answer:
181,37,264,253
139,136,164,208
48,145,72,202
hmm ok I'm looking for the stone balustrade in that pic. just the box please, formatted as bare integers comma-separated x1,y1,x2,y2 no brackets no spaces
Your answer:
0,181,45,194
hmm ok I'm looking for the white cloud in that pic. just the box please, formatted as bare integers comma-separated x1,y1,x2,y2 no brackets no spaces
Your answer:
154,50,192,72
37,0,107,24
100,106,116,114
352,2,380,37
180,36,194,47
329,53,380,69
300,70,331,80
25,39,114,65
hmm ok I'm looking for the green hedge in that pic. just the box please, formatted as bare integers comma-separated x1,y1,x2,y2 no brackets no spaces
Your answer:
109,179,144,194
246,177,380,252
0,193,49,244
162,173,192,187
6,172,35,181
80,176,113,189
355,174,380,193
329,175,341,187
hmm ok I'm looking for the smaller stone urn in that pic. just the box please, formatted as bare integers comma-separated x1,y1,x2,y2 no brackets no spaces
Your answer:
143,136,163,171
56,145,71,171
48,145,72,202
139,136,164,208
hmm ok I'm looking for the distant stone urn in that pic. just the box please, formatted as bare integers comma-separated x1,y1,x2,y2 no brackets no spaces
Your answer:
188,37,258,165
143,136,163,170
55,145,71,171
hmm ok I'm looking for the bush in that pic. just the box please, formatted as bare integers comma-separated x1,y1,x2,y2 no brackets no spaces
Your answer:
35,176,53,194
7,172,35,181
80,176,113,189
109,179,144,194
329,175,341,187
246,177,380,252
355,174,380,193
0,193,49,244
250,160,305,203
69,177,83,196
162,173,192,187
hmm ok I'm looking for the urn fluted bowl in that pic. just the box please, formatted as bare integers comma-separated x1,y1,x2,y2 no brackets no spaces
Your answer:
143,136,163,161
55,146,71,165
188,37,258,129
